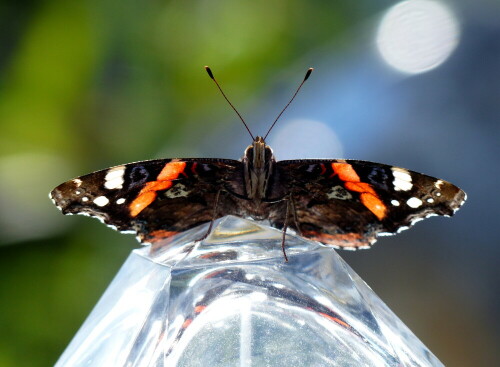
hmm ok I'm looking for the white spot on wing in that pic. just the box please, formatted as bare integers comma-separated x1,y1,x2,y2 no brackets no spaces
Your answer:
407,197,423,208
93,196,109,207
392,167,412,191
391,199,400,206
410,216,425,225
343,246,357,251
49,193,63,210
396,225,410,233
104,165,126,190
116,198,126,204
82,197,89,202
435,179,444,189
72,178,82,187
378,232,394,237
71,211,124,232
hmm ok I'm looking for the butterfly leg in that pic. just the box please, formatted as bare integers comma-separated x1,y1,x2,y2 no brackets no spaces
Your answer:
280,194,297,262
265,193,299,262
196,189,222,242
289,194,302,236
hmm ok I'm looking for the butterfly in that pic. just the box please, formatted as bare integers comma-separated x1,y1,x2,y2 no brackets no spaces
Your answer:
50,67,466,261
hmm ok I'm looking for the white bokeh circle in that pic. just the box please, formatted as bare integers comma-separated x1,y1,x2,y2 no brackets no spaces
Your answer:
376,0,460,74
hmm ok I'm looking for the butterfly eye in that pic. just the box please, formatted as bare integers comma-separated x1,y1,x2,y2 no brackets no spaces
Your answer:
245,146,254,160
265,147,273,162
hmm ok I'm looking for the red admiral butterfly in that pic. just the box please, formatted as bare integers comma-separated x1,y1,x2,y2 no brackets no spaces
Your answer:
50,67,466,261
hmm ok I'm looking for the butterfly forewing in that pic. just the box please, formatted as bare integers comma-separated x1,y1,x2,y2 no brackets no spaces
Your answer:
50,158,244,242
275,159,465,248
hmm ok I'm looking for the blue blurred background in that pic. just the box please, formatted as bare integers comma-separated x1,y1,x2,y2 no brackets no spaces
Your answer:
0,0,498,365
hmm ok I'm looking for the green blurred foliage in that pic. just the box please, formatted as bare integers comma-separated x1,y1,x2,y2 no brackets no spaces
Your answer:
0,0,371,365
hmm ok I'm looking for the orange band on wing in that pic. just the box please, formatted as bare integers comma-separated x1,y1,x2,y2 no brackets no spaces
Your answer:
157,161,187,180
331,162,387,220
360,193,386,221
331,162,360,182
344,181,377,196
319,163,327,175
129,191,158,217
141,180,174,193
129,161,187,217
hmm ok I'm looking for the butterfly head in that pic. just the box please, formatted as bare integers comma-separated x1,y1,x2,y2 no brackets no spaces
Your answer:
244,136,274,170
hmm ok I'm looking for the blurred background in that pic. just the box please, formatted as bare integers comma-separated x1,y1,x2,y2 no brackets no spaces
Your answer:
0,0,498,365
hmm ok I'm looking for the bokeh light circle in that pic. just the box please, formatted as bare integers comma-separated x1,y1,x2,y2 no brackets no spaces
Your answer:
376,0,460,74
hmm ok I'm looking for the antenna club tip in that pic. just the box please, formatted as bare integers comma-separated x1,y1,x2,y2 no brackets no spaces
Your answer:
205,66,214,79
304,67,314,81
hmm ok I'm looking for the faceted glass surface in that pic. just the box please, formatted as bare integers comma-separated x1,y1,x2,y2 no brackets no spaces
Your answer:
55,216,443,367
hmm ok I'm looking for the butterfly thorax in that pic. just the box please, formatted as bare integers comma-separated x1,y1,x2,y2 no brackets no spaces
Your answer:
243,136,275,202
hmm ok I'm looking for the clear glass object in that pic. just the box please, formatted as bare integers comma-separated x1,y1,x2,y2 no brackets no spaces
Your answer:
55,216,443,367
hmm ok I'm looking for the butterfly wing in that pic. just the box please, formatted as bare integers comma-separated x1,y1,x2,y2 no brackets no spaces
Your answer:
275,159,466,249
50,158,244,244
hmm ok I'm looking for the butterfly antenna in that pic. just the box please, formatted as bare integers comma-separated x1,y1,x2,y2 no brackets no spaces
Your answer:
205,66,255,140
263,68,313,141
